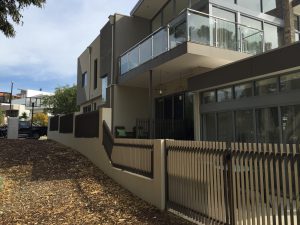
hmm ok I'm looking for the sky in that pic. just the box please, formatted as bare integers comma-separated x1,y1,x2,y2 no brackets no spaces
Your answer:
0,0,137,94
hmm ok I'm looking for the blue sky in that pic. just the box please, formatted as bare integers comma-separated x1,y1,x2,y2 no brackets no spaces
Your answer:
0,0,137,94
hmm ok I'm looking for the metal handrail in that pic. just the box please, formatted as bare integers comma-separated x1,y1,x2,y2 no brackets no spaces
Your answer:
120,8,264,58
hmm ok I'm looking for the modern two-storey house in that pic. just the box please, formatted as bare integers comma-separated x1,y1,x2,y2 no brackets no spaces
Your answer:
77,0,300,142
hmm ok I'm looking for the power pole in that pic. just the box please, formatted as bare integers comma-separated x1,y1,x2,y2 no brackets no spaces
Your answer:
9,81,14,111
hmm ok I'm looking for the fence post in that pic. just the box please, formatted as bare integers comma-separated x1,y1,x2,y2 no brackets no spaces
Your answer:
226,145,235,225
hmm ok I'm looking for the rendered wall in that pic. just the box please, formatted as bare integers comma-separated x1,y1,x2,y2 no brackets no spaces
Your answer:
113,86,149,131
48,108,165,210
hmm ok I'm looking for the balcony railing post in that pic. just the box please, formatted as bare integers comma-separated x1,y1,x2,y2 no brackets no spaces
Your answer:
167,25,170,51
151,36,154,59
138,45,141,65
186,9,190,42
215,18,218,47
239,26,242,52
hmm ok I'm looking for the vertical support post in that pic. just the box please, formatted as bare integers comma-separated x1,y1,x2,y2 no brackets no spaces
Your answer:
31,102,34,127
186,9,190,42
149,70,154,139
9,81,14,111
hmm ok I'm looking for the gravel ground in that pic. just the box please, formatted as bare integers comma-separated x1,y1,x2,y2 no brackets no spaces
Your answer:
0,139,192,225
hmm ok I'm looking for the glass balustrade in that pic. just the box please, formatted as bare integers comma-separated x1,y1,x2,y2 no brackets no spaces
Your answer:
120,8,264,75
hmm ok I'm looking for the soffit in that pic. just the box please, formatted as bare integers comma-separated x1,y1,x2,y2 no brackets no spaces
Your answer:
131,0,169,19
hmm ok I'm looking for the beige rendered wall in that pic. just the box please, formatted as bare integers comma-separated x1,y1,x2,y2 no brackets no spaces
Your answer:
77,35,101,106
47,108,165,210
113,85,149,131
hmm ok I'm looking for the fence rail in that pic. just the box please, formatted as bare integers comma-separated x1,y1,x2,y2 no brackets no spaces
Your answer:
166,140,300,225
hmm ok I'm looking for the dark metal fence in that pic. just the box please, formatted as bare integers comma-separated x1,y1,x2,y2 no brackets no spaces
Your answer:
136,119,194,140
103,120,154,178
75,111,99,138
59,113,74,134
165,141,300,225
49,116,59,131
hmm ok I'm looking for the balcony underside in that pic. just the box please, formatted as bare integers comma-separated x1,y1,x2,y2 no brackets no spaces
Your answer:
119,42,249,89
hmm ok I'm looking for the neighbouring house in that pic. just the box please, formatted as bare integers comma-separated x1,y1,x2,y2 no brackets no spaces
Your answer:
12,89,54,117
76,0,300,142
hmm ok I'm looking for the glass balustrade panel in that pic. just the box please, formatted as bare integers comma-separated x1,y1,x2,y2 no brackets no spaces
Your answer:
188,11,211,46
153,28,168,58
140,38,153,64
127,47,139,71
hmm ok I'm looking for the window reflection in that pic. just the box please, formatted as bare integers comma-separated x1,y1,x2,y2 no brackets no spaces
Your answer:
235,110,255,142
264,23,283,51
281,105,300,144
218,111,234,142
202,91,215,104
255,78,278,95
217,87,232,102
237,0,261,12
256,107,280,143
280,72,300,91
235,82,253,99
202,113,216,141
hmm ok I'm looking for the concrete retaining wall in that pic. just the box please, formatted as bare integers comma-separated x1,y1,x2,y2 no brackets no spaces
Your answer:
48,108,165,210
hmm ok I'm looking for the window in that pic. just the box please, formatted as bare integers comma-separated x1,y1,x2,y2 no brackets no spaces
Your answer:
262,0,282,18
281,105,300,144
217,111,234,142
83,105,91,113
280,72,300,91
93,103,97,111
235,82,253,99
202,91,215,104
94,59,98,89
212,7,237,50
256,107,280,143
264,23,283,51
217,87,232,102
82,72,87,88
202,113,216,141
235,109,255,142
237,0,262,12
101,76,108,102
255,77,278,95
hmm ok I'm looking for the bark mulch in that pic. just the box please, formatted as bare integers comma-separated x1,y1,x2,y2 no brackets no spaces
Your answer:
0,139,192,225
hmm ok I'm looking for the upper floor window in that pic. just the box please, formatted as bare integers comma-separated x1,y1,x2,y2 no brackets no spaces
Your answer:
237,0,261,12
94,59,98,90
82,72,87,88
101,76,108,102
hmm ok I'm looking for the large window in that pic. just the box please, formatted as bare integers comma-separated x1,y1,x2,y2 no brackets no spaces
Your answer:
94,59,98,89
202,91,215,104
281,105,300,144
255,77,278,95
262,0,282,18
280,72,300,91
234,82,253,99
217,111,233,142
256,107,280,143
202,113,216,141
235,109,255,142
264,23,283,51
82,72,87,88
237,0,261,12
101,76,108,102
217,87,233,102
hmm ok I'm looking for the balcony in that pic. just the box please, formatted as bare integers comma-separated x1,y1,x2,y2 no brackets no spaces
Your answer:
120,8,264,76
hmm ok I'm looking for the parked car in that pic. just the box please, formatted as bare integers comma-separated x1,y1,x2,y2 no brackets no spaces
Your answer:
18,121,47,139
0,121,47,139
0,125,7,138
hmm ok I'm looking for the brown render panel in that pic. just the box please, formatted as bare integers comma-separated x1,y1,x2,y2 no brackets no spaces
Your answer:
188,42,300,91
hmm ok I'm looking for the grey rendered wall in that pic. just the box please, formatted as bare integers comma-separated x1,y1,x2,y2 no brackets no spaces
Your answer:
77,49,90,106
113,85,149,131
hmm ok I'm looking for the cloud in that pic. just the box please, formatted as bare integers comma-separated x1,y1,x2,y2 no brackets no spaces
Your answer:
0,0,137,89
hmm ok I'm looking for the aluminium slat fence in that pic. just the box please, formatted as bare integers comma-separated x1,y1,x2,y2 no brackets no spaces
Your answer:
165,140,300,225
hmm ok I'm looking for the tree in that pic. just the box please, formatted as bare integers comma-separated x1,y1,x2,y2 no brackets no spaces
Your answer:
0,0,46,38
20,112,28,120
32,112,48,126
43,85,79,115
0,110,4,125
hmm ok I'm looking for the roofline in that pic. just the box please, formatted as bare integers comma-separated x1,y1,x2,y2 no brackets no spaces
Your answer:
130,0,144,16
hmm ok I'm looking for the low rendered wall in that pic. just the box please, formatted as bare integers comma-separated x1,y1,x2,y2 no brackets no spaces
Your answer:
48,108,165,210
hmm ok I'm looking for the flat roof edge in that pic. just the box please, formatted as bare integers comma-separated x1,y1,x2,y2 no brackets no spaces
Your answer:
130,0,144,16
